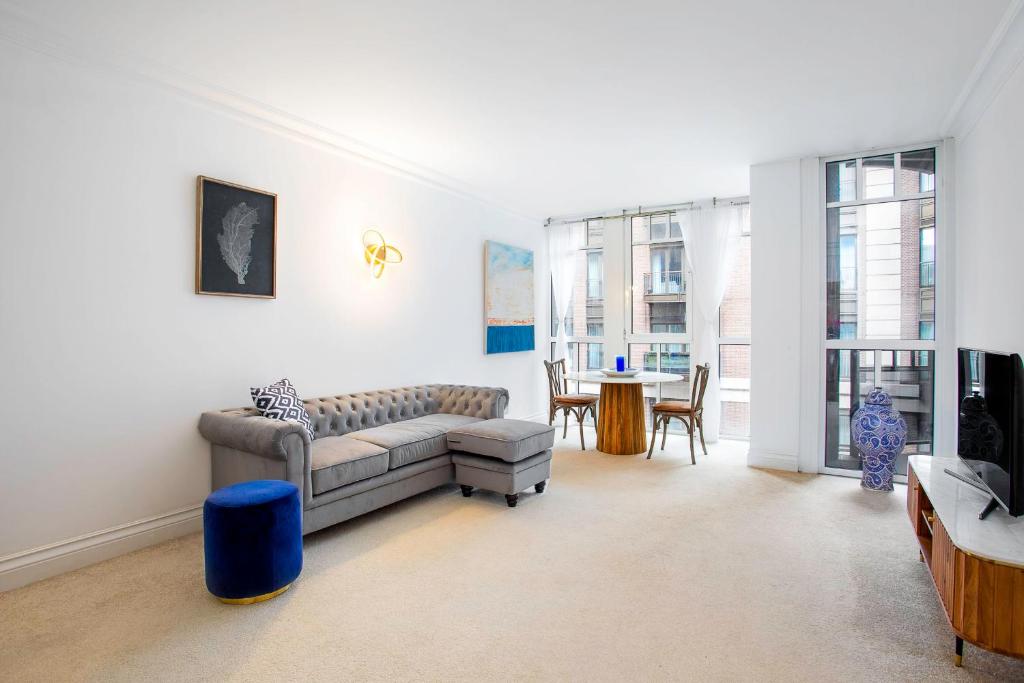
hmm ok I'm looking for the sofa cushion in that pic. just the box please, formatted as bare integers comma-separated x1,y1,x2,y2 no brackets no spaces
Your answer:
348,422,448,469
250,378,315,442
310,436,389,495
452,448,552,474
404,414,484,432
447,418,556,463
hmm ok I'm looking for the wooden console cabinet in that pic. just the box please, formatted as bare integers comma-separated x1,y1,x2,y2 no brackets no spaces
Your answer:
907,455,1024,666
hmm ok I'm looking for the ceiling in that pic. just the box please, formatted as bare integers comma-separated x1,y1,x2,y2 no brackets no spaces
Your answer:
5,0,1011,218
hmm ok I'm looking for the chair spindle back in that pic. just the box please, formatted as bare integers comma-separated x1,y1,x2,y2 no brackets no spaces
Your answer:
544,359,568,399
691,363,711,413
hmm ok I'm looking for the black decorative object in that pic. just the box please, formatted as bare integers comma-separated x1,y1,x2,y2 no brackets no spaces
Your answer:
959,391,1004,462
196,176,277,298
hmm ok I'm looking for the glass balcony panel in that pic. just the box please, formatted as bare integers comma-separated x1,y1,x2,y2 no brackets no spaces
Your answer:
825,349,934,475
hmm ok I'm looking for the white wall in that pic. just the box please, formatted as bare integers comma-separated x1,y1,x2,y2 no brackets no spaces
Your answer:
955,58,1024,354
0,40,547,584
748,159,803,471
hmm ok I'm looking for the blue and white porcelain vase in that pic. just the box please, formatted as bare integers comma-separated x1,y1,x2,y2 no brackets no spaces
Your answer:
850,387,907,492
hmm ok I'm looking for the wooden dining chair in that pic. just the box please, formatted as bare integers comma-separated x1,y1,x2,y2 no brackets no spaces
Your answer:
646,363,710,464
544,359,599,450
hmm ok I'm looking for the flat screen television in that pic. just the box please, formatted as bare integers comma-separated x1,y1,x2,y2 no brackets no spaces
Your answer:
956,348,1024,518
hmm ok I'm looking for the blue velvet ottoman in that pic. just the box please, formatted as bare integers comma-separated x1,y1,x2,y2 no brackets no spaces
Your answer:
203,480,302,604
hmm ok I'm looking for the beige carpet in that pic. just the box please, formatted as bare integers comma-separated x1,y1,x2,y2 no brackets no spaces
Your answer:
3,435,1024,682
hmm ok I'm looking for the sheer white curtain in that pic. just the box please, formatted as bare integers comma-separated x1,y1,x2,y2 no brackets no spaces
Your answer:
549,222,582,369
680,204,746,443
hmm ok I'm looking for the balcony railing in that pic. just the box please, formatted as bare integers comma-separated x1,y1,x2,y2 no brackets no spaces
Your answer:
586,278,603,300
643,271,685,295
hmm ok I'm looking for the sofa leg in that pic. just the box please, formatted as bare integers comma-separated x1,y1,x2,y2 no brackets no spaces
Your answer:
535,481,547,494
460,485,473,497
505,494,519,508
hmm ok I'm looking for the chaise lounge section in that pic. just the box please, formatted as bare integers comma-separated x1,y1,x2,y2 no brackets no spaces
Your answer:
198,384,552,534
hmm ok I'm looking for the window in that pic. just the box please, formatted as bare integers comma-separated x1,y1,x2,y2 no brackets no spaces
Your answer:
825,350,934,473
629,342,691,429
550,219,605,343
550,220,606,416
631,215,687,335
549,203,750,439
587,252,603,300
719,227,751,438
920,227,935,287
839,234,857,292
823,148,937,477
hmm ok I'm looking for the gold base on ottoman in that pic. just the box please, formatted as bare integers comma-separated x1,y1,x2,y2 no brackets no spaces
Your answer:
216,583,291,605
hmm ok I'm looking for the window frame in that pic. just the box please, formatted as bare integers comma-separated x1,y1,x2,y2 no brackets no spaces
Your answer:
817,142,945,480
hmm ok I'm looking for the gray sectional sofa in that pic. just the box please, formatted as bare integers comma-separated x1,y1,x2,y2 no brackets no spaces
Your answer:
198,384,516,534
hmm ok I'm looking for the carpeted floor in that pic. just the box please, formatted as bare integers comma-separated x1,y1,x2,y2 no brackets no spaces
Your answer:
3,435,1024,681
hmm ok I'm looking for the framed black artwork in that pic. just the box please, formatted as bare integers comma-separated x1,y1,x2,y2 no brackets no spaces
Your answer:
195,176,277,298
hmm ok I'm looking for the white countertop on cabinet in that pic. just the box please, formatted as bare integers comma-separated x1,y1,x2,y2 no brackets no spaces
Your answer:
910,455,1024,567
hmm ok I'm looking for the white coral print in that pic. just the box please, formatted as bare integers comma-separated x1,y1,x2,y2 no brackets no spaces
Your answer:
217,202,259,284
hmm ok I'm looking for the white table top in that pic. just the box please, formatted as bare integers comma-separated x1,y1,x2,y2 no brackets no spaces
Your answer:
564,370,684,384
909,455,1024,567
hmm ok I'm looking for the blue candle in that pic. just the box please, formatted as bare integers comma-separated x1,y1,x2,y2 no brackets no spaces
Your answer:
616,355,625,372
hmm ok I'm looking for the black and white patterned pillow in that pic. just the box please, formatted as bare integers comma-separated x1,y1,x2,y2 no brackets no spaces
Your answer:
250,378,315,442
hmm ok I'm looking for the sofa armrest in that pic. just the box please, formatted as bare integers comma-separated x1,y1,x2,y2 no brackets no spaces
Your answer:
198,410,313,504
437,385,509,419
198,410,311,459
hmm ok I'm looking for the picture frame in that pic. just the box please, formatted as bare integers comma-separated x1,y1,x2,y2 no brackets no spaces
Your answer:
484,240,535,354
195,175,277,298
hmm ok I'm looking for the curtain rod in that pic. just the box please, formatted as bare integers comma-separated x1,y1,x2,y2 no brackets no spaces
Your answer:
544,195,749,227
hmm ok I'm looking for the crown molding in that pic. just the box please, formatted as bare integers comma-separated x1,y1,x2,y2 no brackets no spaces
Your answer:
0,1,540,223
941,0,1024,140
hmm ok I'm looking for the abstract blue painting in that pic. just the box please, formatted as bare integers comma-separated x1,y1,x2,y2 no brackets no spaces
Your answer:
485,241,535,354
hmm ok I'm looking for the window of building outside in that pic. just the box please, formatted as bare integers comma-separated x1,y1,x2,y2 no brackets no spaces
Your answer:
823,147,937,476
629,214,690,430
550,220,605,422
719,227,751,438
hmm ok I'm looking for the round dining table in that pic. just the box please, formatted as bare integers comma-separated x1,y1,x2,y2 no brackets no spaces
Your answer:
563,370,683,455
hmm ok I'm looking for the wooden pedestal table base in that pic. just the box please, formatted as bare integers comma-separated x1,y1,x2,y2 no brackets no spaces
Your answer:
564,370,682,456
596,383,647,455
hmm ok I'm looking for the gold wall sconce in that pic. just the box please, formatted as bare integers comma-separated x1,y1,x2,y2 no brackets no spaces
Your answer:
362,229,403,279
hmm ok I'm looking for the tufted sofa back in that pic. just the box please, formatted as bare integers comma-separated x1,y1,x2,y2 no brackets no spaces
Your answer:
213,384,508,440
305,385,440,438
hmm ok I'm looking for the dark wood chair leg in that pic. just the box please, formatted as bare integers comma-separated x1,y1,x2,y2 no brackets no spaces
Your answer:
563,411,569,439
505,493,519,508
535,481,547,493
647,415,659,459
460,485,473,497
661,418,669,450
697,415,708,455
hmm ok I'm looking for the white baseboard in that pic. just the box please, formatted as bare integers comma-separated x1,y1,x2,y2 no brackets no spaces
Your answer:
0,505,203,593
747,449,800,472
